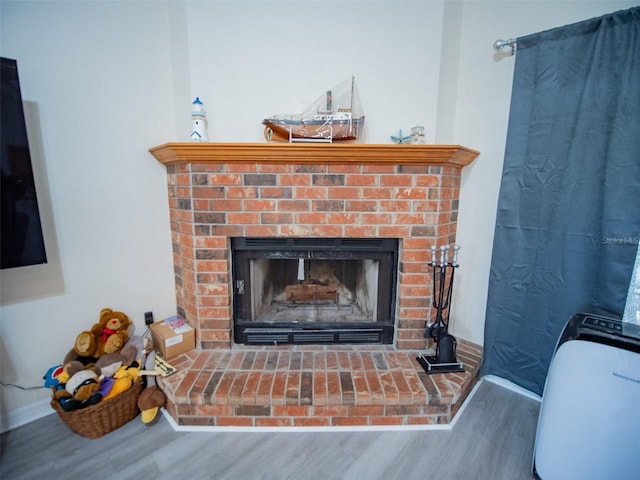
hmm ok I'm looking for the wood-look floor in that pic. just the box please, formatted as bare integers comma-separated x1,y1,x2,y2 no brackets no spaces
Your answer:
1,378,540,480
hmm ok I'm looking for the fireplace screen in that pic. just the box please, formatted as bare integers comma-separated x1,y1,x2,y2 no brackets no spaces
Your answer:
232,238,398,345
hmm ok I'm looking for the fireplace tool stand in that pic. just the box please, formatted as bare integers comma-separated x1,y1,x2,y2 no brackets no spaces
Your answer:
417,244,465,374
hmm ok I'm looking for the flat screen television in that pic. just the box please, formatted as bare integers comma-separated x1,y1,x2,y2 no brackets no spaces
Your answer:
1,57,47,269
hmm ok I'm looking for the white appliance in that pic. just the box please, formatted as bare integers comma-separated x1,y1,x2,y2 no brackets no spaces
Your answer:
533,313,640,479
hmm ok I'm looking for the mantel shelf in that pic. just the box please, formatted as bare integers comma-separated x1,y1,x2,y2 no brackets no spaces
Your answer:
149,142,480,167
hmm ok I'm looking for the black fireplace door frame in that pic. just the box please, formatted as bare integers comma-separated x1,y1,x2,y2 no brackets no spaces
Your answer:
231,237,398,345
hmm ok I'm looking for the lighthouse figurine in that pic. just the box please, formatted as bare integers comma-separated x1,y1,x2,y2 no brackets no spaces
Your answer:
190,97,209,142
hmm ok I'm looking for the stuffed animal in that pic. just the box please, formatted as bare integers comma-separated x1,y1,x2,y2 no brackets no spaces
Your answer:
138,386,165,424
94,343,138,378
126,335,147,365
55,363,102,411
73,330,97,359
92,339,141,400
101,360,141,402
43,365,64,389
56,360,87,385
95,353,126,379
137,351,166,424
73,308,132,358
95,308,132,356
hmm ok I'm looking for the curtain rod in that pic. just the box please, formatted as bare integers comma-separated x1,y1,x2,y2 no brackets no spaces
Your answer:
493,38,517,55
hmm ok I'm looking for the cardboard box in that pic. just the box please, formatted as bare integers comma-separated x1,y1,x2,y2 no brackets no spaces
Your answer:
149,316,195,359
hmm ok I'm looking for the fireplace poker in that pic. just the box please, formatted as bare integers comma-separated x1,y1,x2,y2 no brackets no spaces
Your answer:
427,244,459,341
417,243,464,374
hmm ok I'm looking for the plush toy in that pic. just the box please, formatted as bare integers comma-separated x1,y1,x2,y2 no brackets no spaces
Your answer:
56,360,86,385
94,343,138,378
95,308,132,356
61,346,97,369
101,360,141,402
55,363,103,411
43,365,64,389
126,335,147,365
55,310,142,412
95,353,126,379
138,386,165,424
65,369,101,402
73,308,132,358
73,330,97,359
137,351,166,424
92,339,140,401
98,376,116,398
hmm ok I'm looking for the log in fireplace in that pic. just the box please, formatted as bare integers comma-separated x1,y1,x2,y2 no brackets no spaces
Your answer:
232,237,398,345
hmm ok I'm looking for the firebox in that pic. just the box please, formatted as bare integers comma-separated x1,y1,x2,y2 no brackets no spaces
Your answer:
231,237,398,345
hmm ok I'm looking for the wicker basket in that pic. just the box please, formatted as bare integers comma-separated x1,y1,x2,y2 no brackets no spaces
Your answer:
51,380,142,439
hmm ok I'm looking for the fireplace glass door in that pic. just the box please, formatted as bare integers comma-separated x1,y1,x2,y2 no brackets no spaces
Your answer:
232,238,398,345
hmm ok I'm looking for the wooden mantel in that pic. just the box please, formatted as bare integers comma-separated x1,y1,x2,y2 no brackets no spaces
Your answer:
149,142,479,167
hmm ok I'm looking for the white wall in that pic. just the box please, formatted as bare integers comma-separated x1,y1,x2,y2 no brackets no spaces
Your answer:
183,1,445,143
0,1,178,428
1,0,636,430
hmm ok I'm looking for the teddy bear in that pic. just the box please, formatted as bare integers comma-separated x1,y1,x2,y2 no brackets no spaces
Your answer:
73,308,132,359
95,308,132,356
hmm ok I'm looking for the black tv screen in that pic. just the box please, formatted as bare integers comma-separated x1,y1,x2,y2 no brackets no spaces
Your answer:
1,57,47,269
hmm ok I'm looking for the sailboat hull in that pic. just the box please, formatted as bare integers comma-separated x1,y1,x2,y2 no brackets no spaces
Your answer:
263,117,365,142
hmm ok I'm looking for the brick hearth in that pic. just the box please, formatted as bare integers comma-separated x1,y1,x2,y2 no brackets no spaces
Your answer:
158,340,482,427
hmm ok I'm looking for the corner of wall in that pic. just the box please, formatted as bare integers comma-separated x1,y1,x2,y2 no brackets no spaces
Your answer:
434,0,464,144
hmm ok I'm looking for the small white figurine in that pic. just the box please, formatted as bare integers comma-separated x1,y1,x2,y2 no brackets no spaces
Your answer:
190,97,209,142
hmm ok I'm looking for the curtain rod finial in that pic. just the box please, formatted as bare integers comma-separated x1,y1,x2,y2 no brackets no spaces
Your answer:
493,38,516,55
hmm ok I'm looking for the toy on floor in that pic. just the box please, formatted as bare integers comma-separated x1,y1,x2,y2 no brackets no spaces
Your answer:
48,334,147,411
137,351,166,424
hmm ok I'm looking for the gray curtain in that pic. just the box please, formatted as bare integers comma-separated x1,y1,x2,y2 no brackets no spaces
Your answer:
482,7,640,395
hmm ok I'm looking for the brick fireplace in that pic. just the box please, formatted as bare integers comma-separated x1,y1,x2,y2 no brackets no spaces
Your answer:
150,142,478,350
149,142,482,427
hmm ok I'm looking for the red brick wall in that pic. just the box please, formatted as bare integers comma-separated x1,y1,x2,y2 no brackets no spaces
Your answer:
165,161,462,350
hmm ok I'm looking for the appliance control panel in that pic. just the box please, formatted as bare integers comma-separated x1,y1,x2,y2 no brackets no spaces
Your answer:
581,314,624,332
557,312,640,353
578,313,640,351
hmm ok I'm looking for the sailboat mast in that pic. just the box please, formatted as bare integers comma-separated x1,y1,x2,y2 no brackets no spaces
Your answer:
350,76,354,112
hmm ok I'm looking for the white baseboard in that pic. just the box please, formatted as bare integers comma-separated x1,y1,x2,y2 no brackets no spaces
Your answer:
2,376,539,434
160,406,455,433
0,398,54,434
483,374,542,402
161,378,488,434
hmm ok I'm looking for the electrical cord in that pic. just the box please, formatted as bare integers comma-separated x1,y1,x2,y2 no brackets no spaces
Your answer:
0,380,45,391
1,328,154,393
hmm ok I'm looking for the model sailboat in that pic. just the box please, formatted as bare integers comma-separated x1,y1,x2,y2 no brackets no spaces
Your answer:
262,77,365,142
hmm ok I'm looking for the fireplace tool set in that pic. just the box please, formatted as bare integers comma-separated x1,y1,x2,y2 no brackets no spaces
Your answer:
417,244,465,374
